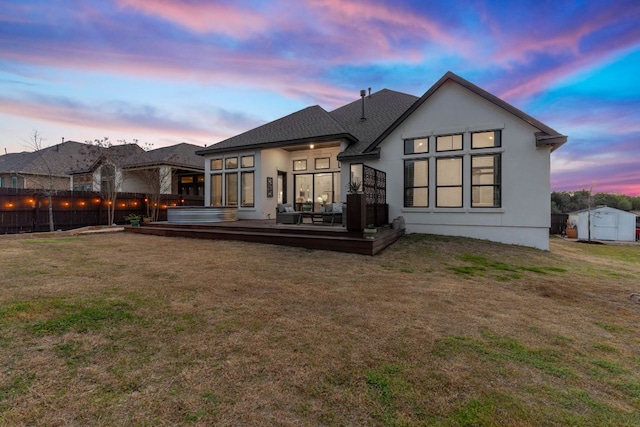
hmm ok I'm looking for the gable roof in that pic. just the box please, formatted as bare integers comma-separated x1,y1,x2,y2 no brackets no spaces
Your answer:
195,106,354,155
0,141,106,177
330,89,419,158
0,141,203,177
122,143,204,170
197,72,565,160
195,89,418,156
354,71,567,158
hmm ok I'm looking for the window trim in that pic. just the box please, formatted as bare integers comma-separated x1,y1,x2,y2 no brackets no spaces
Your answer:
435,133,463,152
293,159,307,171
210,174,223,206
314,157,330,170
471,130,501,149
471,153,501,208
241,155,254,168
403,159,429,208
240,171,255,208
225,172,238,206
225,157,238,169
404,137,429,155
435,156,463,208
210,158,223,171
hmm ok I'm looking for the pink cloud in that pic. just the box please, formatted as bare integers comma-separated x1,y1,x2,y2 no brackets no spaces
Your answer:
551,148,640,196
0,32,356,109
115,0,269,39
498,33,640,102
0,96,211,142
304,0,469,61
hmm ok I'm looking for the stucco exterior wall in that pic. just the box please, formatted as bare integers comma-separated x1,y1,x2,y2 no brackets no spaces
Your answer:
361,81,553,250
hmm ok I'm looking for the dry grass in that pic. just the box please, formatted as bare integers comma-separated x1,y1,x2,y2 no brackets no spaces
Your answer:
0,232,639,426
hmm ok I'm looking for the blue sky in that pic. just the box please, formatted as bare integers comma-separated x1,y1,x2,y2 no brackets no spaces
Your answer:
1,0,639,195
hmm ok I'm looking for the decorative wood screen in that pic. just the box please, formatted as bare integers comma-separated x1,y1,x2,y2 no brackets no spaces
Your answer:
362,165,388,226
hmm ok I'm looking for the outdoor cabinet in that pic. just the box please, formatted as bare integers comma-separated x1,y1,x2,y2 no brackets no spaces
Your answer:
346,193,366,232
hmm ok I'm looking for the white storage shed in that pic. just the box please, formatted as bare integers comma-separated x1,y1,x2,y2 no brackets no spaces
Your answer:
569,206,637,242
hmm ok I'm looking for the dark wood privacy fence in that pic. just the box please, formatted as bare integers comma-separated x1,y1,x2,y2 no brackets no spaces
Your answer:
0,188,203,234
550,213,569,235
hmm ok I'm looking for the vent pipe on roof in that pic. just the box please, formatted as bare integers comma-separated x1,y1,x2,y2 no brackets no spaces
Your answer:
368,87,371,98
360,89,367,121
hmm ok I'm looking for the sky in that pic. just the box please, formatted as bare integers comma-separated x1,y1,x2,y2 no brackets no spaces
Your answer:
1,0,639,196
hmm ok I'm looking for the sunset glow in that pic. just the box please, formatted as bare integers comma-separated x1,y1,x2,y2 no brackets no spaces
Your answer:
1,0,639,195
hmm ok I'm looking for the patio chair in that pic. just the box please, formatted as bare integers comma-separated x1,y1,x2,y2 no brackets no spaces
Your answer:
276,203,301,224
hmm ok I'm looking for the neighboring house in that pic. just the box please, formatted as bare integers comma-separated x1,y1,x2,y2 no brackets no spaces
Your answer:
196,71,567,250
119,143,206,197
0,140,204,198
568,206,637,242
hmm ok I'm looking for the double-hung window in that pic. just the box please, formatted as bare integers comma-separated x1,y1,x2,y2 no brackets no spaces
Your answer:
471,130,501,207
404,159,428,207
436,157,463,207
471,154,501,207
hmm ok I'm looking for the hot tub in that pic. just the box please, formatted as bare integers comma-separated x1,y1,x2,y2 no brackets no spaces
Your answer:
167,206,238,224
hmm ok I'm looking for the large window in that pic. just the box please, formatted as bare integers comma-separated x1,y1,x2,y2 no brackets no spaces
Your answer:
293,159,307,171
294,172,338,210
241,171,254,207
210,174,222,206
210,153,255,207
436,157,463,207
241,155,254,168
472,130,501,149
404,137,429,154
225,173,238,206
404,159,428,207
472,154,501,207
436,134,463,152
211,159,222,170
225,157,238,169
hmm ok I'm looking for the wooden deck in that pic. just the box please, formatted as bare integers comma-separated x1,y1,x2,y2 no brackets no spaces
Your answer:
123,220,403,255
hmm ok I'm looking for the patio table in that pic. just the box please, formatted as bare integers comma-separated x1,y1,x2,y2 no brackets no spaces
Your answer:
298,211,337,225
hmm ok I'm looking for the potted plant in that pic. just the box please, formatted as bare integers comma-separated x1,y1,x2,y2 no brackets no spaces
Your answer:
363,224,377,240
346,179,366,232
348,179,362,194
123,213,142,227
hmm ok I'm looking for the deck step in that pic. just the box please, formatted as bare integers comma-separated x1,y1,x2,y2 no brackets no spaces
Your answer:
125,222,403,255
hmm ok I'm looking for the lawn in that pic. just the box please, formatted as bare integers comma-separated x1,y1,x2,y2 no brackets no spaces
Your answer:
0,233,638,426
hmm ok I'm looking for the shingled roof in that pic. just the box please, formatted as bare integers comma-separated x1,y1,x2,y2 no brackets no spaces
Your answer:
196,71,566,159
357,71,567,155
122,143,204,170
0,141,109,177
330,89,418,159
195,106,354,155
0,141,203,177
196,90,418,156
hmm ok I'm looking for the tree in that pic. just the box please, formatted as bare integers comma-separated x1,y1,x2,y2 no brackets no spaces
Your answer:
26,131,56,231
87,137,126,226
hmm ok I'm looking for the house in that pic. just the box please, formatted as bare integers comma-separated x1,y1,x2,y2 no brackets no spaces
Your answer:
196,71,567,250
568,206,637,242
0,140,205,198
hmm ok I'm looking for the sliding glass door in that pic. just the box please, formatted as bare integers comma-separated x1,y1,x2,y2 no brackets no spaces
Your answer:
293,172,340,211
